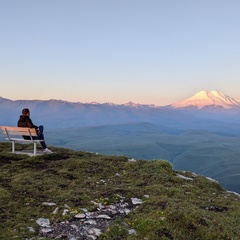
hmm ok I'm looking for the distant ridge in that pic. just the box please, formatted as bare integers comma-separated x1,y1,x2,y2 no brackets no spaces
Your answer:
0,90,240,113
171,90,240,109
1,91,240,110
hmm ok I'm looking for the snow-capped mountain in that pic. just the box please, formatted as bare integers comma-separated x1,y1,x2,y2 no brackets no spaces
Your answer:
171,90,240,109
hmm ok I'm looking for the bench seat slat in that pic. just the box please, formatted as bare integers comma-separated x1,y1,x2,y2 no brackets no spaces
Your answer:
6,138,44,143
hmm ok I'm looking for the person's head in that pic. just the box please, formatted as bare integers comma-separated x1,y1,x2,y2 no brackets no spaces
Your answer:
22,108,30,116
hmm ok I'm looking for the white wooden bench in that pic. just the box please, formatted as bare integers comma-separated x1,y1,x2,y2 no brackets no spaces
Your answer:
0,126,45,156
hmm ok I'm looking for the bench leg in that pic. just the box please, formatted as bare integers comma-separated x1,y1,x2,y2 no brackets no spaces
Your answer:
33,143,37,156
12,141,15,153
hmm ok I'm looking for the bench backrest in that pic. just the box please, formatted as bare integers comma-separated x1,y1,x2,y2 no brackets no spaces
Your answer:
0,126,38,137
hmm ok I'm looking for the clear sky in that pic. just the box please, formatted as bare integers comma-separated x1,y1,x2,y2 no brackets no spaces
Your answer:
1,0,240,106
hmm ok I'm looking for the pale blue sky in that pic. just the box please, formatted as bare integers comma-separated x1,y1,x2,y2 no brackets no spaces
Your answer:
1,0,239,105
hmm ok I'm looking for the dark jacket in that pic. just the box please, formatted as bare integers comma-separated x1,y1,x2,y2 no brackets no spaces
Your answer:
17,115,38,129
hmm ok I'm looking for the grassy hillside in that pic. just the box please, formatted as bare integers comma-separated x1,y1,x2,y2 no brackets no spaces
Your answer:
1,142,240,239
45,124,240,193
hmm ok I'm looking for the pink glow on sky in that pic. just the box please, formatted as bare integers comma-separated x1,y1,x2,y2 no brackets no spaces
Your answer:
1,1,240,106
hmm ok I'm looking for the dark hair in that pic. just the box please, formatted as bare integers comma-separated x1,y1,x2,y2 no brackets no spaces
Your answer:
22,108,30,115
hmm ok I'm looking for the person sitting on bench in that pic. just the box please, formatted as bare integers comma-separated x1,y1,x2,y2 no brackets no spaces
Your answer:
17,108,52,153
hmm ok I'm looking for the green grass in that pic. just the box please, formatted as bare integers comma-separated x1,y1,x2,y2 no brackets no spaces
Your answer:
0,142,240,239
44,125,240,193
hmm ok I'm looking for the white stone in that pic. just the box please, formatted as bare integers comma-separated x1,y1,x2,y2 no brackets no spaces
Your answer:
88,236,97,240
52,207,59,215
71,224,79,230
85,220,97,225
121,202,129,207
27,227,35,232
125,209,131,215
63,209,69,216
88,227,102,236
109,204,116,210
96,214,111,219
206,177,218,183
131,198,143,205
36,218,50,227
128,229,136,234
128,158,136,162
116,193,123,198
176,174,193,181
42,202,56,206
86,212,95,218
40,227,53,233
75,213,86,219
91,200,101,207
81,208,88,212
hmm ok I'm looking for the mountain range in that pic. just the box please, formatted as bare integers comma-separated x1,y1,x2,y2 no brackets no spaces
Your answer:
1,90,240,128
1,89,240,110
1,90,240,193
